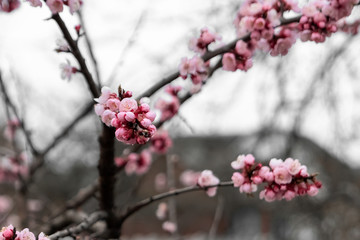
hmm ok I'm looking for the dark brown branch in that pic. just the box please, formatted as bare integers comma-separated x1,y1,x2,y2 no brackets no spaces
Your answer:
48,211,107,240
118,181,234,224
51,13,100,98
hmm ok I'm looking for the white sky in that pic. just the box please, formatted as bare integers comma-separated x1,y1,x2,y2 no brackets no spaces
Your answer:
1,0,360,166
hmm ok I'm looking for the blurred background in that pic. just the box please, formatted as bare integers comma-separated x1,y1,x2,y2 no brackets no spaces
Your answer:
0,0,360,239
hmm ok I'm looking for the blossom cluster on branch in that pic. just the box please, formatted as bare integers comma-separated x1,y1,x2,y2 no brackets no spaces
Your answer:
95,86,157,144
0,225,49,240
0,0,82,14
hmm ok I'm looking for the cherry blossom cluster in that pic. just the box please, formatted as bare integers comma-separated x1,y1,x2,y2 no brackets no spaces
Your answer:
0,0,82,14
189,27,222,55
1,225,49,240
150,130,173,154
0,153,28,182
155,85,181,122
178,56,209,86
231,154,322,202
114,150,152,176
95,87,157,145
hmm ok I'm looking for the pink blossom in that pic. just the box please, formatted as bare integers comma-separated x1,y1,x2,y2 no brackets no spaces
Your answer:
197,170,220,197
269,158,284,169
259,189,276,202
55,38,70,52
239,182,257,193
283,190,296,201
17,228,35,240
232,172,245,187
284,158,301,175
180,170,200,186
273,166,292,185
222,53,237,71
25,0,42,7
60,60,77,80
2,225,14,239
101,110,116,127
162,221,177,233
46,0,63,14
68,0,81,15
156,202,168,220
105,98,121,112
124,150,152,175
0,0,20,12
307,185,319,196
38,233,50,240
150,130,172,154
119,98,138,112
155,96,180,122
95,87,113,104
231,154,254,170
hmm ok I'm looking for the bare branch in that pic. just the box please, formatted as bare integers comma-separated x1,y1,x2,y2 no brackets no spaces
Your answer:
48,211,107,240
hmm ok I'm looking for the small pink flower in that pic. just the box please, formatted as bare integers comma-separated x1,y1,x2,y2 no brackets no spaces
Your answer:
198,170,220,197
239,182,257,193
259,189,276,202
17,228,36,240
0,0,20,12
105,98,121,112
156,202,168,220
60,60,77,80
232,172,245,187
283,190,296,201
180,170,200,186
307,185,319,196
25,0,42,7
68,0,81,15
151,130,172,154
95,86,113,104
284,158,301,175
162,221,177,233
273,166,292,185
155,173,167,191
38,232,50,240
46,0,63,14
222,53,237,72
101,110,116,127
119,98,138,112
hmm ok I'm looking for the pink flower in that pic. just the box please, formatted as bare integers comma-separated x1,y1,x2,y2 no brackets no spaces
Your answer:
155,173,167,191
25,0,42,7
105,98,121,112
101,110,116,127
283,190,296,201
155,96,180,122
284,158,301,175
180,170,200,186
259,189,276,202
17,228,36,240
119,98,138,112
156,202,168,220
197,170,220,197
307,185,319,196
124,150,152,175
38,233,50,240
232,172,245,187
60,60,77,80
95,87,113,104
222,53,237,71
68,0,81,14
46,0,63,14
151,130,172,154
0,0,20,12
162,221,177,233
273,166,292,185
231,154,254,170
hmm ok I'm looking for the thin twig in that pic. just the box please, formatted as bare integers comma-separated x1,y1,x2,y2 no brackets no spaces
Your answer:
118,181,234,224
48,211,107,240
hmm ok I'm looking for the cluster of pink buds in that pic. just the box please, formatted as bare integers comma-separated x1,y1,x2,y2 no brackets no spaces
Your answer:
155,85,181,122
3,118,20,141
189,27,222,55
150,130,173,154
95,86,157,145
179,56,209,85
222,40,253,71
1,225,49,240
0,153,28,182
114,150,152,176
155,202,177,233
231,154,322,202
